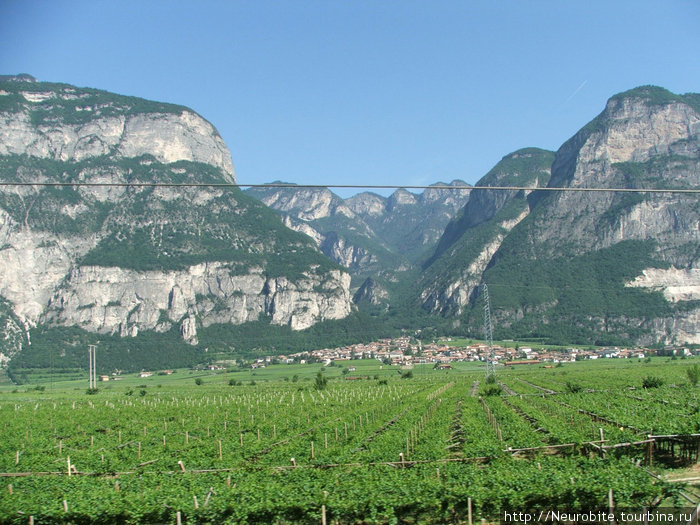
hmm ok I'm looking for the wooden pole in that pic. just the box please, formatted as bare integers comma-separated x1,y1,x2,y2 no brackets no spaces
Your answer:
468,497,472,525
218,440,223,460
609,488,615,525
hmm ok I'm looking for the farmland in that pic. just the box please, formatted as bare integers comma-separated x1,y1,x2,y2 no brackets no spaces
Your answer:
0,358,698,524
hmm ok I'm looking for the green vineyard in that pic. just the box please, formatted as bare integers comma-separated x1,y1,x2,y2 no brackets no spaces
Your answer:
0,359,698,524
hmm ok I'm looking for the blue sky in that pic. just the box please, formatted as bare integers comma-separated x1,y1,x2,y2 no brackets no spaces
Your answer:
1,1,699,196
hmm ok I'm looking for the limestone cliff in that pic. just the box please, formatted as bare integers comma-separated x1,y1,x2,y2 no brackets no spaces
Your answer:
0,79,353,366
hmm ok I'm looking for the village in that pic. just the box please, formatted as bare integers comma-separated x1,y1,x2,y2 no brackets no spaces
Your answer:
247,336,694,370
115,337,697,379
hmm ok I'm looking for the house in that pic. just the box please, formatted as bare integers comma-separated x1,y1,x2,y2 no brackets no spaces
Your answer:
138,371,153,378
99,375,110,382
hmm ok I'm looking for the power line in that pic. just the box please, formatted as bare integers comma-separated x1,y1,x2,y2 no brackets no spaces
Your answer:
0,181,698,194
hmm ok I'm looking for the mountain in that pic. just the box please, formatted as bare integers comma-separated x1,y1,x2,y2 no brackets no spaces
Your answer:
0,78,354,372
419,148,555,314
420,87,700,346
245,181,471,304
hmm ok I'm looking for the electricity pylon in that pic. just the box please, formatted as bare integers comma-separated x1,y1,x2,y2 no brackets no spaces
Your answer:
482,284,496,378
88,345,97,389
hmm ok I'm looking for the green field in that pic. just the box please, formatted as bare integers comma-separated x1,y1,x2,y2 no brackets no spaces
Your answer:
0,358,698,524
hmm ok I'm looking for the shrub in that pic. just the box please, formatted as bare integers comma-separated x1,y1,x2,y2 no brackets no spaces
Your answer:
642,376,664,389
480,384,503,397
565,382,583,393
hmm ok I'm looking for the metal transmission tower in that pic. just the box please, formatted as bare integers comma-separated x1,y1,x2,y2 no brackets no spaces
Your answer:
88,345,97,389
482,284,496,378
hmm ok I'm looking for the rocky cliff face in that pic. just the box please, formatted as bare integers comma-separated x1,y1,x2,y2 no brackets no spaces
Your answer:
0,79,353,366
420,87,700,346
528,87,700,260
42,264,351,343
0,85,234,176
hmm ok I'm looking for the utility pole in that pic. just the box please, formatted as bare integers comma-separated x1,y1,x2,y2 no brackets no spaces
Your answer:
88,345,97,389
482,284,496,378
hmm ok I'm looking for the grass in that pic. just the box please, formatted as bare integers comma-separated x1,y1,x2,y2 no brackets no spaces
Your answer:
3,355,695,395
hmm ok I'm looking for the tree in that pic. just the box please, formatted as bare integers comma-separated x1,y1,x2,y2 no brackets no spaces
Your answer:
314,371,328,391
